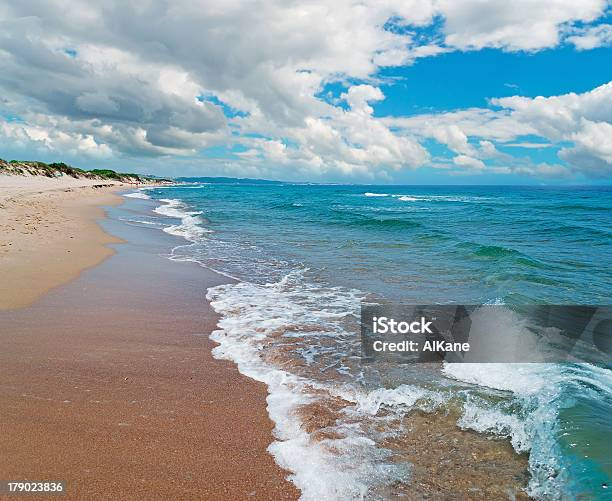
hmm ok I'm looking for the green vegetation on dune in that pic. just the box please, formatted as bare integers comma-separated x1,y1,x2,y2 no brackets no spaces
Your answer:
0,158,171,183
88,169,142,180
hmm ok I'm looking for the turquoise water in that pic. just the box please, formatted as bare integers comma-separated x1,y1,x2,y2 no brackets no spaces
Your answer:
152,184,609,302
128,183,611,499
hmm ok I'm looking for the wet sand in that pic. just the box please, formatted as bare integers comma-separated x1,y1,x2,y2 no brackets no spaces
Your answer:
0,193,299,499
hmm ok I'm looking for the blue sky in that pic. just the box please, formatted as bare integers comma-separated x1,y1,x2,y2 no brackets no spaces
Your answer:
370,45,612,183
377,47,612,113
0,1,611,183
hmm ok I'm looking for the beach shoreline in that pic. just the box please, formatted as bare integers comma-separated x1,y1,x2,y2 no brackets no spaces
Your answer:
0,176,299,500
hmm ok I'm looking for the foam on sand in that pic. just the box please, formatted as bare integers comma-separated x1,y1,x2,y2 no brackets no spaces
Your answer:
206,273,412,500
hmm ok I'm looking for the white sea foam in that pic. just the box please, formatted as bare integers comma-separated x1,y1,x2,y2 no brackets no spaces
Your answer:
141,186,608,500
206,269,573,499
183,237,578,499
433,301,584,499
444,349,612,499
348,385,445,416
365,192,491,203
123,191,151,199
121,218,162,227
153,198,209,242
133,219,158,226
443,357,571,499
206,273,412,500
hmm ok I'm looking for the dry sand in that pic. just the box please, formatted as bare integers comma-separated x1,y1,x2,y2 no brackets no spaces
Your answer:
0,175,127,310
0,175,299,500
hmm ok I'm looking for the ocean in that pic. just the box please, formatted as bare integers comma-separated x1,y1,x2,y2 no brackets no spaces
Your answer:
123,183,611,499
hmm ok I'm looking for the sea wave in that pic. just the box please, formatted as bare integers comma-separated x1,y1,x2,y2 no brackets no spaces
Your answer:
206,272,419,500
123,191,151,199
140,186,611,499
207,271,610,499
364,193,490,203
153,198,209,241
444,359,612,499
205,271,543,498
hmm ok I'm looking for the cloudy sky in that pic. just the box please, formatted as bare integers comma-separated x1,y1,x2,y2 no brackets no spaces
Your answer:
0,0,611,183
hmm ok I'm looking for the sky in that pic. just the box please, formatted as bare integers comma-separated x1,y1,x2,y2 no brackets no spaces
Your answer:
0,0,611,184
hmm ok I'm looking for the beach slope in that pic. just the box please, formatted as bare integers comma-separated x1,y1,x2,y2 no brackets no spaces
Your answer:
0,175,298,499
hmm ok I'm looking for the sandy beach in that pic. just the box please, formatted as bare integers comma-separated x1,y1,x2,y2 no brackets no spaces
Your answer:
1,3,609,496
0,176,298,499
0,175,127,310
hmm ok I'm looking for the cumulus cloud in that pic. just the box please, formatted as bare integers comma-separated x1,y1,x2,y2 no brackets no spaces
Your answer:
0,120,112,158
559,120,612,178
341,85,385,114
513,163,573,178
490,83,612,139
453,154,485,170
479,140,502,158
491,83,612,176
0,0,610,180
432,125,476,155
0,0,439,175
384,108,536,142
567,24,612,50
384,82,612,178
437,0,606,51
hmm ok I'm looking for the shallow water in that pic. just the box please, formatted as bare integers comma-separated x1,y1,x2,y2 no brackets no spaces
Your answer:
126,183,611,499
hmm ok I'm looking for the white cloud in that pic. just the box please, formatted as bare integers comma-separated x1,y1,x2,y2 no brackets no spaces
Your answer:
479,140,502,158
453,154,485,170
568,120,612,164
558,120,612,178
505,142,554,148
432,125,476,155
0,1,610,180
0,120,112,158
491,83,612,176
567,24,612,50
490,82,612,139
513,163,572,178
341,85,385,114
437,0,607,51
384,108,536,142
383,82,612,178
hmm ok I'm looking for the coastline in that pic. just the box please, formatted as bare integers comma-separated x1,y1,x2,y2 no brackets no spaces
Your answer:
7,176,599,499
0,178,299,499
151,190,531,499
